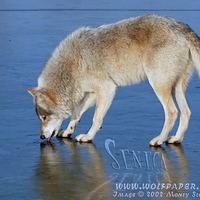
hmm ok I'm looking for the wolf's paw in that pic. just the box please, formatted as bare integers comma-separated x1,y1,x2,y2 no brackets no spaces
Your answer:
166,136,183,144
57,129,73,138
75,134,92,142
149,136,165,146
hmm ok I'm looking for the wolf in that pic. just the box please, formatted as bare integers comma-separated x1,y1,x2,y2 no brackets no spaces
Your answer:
28,14,200,146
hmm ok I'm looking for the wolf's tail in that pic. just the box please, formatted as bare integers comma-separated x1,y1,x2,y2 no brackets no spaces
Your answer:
185,25,200,76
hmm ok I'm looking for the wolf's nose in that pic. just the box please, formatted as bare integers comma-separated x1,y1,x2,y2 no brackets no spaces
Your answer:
40,135,46,139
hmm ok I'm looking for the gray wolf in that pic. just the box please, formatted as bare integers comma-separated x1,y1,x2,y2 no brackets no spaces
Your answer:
28,14,200,146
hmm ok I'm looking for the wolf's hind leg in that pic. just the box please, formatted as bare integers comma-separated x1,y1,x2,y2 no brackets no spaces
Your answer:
167,78,191,144
57,92,96,138
149,79,178,146
75,83,117,142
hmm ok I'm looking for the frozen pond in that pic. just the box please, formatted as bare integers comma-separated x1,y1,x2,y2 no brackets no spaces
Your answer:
1,0,200,199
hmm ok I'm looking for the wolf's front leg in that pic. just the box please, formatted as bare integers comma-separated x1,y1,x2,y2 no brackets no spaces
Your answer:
58,119,80,138
75,83,117,142
57,92,96,138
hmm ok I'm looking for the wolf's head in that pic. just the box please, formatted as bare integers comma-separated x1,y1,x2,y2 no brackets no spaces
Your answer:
28,88,64,142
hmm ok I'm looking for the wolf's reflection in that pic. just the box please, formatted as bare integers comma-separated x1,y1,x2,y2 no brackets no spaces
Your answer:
150,144,189,199
35,138,112,200
35,138,190,200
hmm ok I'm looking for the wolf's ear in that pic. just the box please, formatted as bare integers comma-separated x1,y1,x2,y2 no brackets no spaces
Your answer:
28,88,37,96
36,88,58,106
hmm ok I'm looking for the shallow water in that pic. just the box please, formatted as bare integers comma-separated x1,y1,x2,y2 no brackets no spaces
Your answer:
1,1,200,199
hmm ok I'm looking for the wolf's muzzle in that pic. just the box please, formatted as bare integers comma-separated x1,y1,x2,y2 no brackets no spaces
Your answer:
40,130,56,140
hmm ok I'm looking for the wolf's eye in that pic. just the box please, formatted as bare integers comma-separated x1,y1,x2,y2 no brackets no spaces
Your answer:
42,116,46,121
